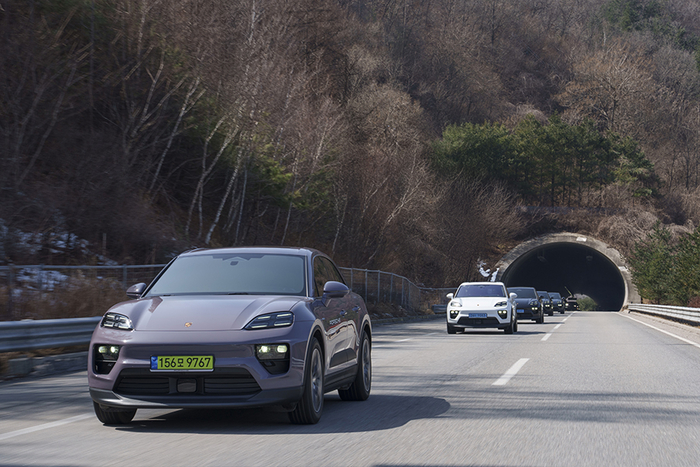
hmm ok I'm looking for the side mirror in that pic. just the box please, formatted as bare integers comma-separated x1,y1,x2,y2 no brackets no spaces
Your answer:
126,283,147,299
446,293,454,300
323,281,349,299
509,293,517,300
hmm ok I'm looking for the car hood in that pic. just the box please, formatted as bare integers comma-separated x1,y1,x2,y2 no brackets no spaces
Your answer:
104,295,307,331
454,297,508,308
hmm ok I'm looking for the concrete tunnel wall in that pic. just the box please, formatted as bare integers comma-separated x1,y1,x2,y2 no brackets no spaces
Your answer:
494,233,639,311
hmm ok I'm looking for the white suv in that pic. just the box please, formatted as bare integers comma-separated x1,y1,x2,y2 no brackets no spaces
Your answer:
446,282,517,334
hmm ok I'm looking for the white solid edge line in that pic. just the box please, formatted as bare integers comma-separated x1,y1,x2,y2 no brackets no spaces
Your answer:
0,413,93,441
621,314,700,350
493,358,530,386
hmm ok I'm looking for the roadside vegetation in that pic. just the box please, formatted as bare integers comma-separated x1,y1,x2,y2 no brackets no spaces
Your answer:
629,223,700,306
2,0,700,293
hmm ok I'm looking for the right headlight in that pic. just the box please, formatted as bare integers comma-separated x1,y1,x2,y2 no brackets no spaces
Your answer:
245,312,294,330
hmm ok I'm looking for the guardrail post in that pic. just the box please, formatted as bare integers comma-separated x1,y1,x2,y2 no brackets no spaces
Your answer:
7,264,14,320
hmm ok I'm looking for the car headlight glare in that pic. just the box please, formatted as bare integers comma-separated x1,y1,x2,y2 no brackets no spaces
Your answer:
101,312,133,331
245,312,294,330
256,343,289,360
449,309,459,319
498,310,508,318
94,344,120,375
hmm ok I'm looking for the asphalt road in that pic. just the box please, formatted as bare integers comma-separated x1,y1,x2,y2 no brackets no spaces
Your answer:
2,311,700,467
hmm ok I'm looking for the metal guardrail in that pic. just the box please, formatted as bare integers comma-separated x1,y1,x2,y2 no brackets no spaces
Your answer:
0,317,101,353
628,303,700,325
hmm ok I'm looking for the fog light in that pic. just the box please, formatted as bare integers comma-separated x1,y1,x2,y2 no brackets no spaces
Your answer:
449,309,459,319
94,344,120,375
497,310,507,319
256,343,289,360
255,343,290,375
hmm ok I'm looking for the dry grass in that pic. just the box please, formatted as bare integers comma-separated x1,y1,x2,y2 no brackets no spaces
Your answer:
0,272,128,321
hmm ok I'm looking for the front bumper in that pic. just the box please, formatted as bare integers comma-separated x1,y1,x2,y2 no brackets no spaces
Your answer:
447,309,511,329
88,325,311,409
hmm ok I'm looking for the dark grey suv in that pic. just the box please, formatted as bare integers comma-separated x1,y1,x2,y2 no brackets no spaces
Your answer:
88,247,372,425
508,287,544,324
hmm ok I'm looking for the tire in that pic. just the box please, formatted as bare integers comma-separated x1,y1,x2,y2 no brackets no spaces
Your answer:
548,311,553,316
536,313,544,324
338,332,371,401
93,402,136,425
447,323,457,334
560,310,565,314
504,314,515,334
289,339,324,424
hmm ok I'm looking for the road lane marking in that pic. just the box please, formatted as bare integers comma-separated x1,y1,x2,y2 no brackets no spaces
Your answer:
0,414,93,441
492,358,529,386
622,314,700,349
541,322,563,341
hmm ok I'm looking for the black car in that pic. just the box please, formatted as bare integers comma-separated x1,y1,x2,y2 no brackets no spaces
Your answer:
537,291,554,316
566,296,580,311
508,287,544,324
548,292,565,314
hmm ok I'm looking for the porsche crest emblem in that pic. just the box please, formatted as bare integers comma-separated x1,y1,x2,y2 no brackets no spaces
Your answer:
185,322,192,327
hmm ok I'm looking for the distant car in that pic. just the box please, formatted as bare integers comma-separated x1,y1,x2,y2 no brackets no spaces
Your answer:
88,246,372,425
508,287,544,324
548,292,565,314
446,282,517,334
537,291,554,316
566,296,580,311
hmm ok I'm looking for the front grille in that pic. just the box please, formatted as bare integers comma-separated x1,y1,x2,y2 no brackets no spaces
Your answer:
114,368,261,396
458,317,501,326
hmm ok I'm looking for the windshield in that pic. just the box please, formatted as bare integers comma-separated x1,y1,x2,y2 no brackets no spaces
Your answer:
146,253,307,296
455,284,506,298
538,291,550,300
549,292,562,300
509,287,537,299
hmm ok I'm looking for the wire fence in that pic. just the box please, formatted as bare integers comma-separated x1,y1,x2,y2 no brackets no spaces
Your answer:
0,264,456,321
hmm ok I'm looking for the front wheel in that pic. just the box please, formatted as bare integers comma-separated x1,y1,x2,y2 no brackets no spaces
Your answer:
338,332,371,401
289,339,324,424
93,402,136,425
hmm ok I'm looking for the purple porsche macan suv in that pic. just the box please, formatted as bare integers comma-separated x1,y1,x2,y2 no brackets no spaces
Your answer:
88,247,372,425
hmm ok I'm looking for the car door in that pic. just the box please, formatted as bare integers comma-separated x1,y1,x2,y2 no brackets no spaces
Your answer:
319,256,359,363
312,256,347,369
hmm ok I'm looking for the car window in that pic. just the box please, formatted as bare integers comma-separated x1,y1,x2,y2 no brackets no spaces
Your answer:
508,288,537,298
313,257,330,297
146,253,306,296
456,284,506,298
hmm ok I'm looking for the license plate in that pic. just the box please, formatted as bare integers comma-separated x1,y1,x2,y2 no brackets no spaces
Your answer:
468,313,487,318
517,309,524,313
150,355,214,371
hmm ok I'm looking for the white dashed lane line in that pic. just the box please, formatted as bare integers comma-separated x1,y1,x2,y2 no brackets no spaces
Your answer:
0,414,93,441
492,358,530,386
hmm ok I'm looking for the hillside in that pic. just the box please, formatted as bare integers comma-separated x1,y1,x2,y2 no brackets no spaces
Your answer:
1,0,700,286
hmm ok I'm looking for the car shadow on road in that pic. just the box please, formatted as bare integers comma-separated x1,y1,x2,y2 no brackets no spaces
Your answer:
114,394,450,435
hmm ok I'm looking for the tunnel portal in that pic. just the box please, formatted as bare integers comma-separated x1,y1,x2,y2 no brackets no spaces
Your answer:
496,233,637,311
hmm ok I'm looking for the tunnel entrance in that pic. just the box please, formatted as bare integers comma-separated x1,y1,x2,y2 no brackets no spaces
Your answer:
495,233,637,311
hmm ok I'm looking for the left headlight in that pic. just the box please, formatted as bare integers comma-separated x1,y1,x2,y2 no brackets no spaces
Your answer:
100,312,133,331
495,301,507,307
245,312,294,330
